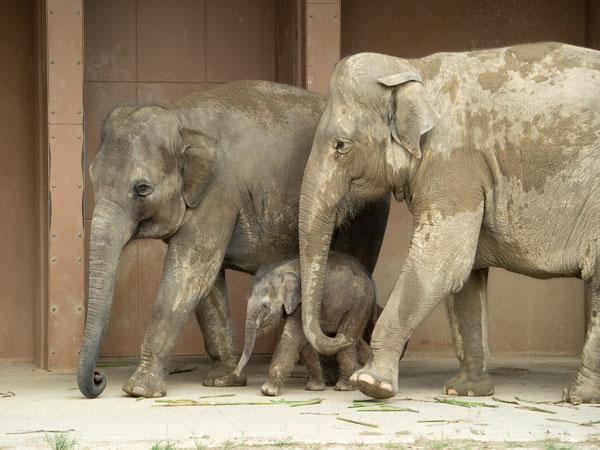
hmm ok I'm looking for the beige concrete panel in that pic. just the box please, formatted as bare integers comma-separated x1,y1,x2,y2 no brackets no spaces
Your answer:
207,0,276,82
137,0,206,82
83,82,137,220
84,0,137,82
137,82,216,107
47,244,84,368
47,124,85,368
488,270,585,356
0,0,35,362
227,270,277,355
47,0,83,124
305,2,340,94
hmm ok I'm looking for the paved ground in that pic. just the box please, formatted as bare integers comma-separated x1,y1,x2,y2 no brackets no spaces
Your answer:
1,357,600,449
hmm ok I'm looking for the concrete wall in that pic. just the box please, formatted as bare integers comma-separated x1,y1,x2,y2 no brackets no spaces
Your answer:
342,0,590,356
0,1,36,361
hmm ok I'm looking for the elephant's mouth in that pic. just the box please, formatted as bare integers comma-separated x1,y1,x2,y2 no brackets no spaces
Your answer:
135,198,186,240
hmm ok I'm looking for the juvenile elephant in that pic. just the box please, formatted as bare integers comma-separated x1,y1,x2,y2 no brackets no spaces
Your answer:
298,42,600,402
78,80,390,398
234,251,374,396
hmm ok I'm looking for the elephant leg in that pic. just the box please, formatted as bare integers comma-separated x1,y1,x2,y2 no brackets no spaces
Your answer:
335,300,371,391
262,315,304,396
444,269,494,397
299,342,325,391
123,202,236,398
564,280,600,404
195,269,246,387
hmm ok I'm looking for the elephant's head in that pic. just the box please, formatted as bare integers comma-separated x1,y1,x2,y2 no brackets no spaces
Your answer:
234,266,300,376
299,53,439,355
79,105,216,398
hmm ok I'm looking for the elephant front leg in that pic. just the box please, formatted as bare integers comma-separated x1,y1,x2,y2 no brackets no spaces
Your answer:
261,315,304,396
195,270,246,387
351,201,484,399
123,219,233,397
444,269,494,397
564,281,600,404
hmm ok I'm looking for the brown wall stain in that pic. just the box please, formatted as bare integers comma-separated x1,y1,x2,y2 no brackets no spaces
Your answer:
0,2,35,361
342,0,589,356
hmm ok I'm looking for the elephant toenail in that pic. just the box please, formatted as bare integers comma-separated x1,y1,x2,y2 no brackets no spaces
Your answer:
467,390,475,397
131,386,147,397
447,388,458,396
358,373,375,385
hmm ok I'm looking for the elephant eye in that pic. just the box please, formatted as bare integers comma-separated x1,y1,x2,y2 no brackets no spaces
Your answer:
333,138,352,155
133,180,154,197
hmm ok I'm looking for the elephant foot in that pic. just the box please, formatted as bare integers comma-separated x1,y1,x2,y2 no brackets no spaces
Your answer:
443,369,494,397
261,379,283,396
350,359,398,399
335,378,356,391
563,368,600,404
122,365,167,398
305,379,325,391
203,361,247,387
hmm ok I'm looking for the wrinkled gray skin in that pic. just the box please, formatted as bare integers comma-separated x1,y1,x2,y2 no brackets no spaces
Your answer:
298,42,600,402
78,80,390,399
234,251,374,396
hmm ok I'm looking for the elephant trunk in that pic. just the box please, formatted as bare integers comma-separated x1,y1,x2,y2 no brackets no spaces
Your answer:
78,199,134,398
234,313,262,376
299,159,353,356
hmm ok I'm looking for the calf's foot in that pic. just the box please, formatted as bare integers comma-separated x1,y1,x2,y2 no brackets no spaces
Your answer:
305,379,325,391
203,360,247,387
563,368,600,404
261,379,283,396
122,365,167,398
443,369,494,396
350,357,398,399
335,378,355,391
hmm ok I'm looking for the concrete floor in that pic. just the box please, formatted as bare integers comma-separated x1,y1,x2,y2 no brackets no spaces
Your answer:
1,357,600,449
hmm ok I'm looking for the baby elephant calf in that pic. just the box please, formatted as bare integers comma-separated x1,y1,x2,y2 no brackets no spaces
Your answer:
234,251,375,396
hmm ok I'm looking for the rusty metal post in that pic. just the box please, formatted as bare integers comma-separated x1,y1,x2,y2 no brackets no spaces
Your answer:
305,0,340,94
43,0,85,370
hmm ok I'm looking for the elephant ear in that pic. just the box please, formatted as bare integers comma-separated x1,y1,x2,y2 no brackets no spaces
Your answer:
281,271,301,315
180,128,217,208
377,72,439,161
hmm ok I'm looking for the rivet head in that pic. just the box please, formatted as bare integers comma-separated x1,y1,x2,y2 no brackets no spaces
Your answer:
309,13,314,18
51,183,56,188
76,10,81,15
77,110,81,114
77,233,82,238
77,257,82,262
51,257,56,262
51,135,55,139
77,184,82,188
51,305,57,312
76,60,81,65
334,14,338,18
51,110,55,114
51,350,56,356
49,10,53,14
50,60,54,65
51,233,56,238
77,306,82,312
77,135,82,139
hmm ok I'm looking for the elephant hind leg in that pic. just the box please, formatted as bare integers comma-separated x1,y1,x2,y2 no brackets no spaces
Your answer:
564,279,600,404
195,269,246,387
444,269,494,397
299,342,325,391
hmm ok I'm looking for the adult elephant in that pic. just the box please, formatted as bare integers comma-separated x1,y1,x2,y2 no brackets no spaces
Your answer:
79,80,390,399
298,42,600,402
